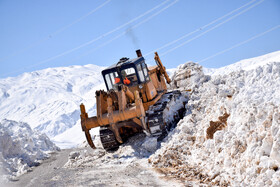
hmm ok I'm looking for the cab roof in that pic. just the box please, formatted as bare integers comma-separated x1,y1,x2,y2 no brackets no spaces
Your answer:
102,56,145,75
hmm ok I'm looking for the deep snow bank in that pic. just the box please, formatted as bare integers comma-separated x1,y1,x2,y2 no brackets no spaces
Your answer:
150,61,280,186
0,119,60,180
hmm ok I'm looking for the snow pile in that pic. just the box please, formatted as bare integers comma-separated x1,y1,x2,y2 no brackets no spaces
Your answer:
64,148,106,168
204,50,280,76
150,60,280,186
170,62,210,90
0,64,105,148
65,133,160,169
0,119,60,180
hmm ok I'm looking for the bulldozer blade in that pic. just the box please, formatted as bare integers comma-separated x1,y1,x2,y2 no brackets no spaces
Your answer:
85,130,96,149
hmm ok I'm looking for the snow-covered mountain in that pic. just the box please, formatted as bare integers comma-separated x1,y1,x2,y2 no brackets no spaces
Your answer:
0,64,105,148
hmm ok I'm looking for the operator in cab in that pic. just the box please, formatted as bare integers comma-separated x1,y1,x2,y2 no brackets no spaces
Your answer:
114,71,131,85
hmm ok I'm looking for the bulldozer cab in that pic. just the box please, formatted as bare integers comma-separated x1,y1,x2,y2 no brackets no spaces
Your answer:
80,50,181,150
102,56,150,91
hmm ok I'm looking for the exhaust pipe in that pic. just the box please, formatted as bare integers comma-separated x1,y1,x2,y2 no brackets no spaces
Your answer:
136,49,142,57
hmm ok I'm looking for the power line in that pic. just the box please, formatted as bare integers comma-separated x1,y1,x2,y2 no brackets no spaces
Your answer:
66,0,179,64
145,0,265,65
0,0,111,63
144,0,258,57
197,25,280,64
2,0,173,77
159,0,265,57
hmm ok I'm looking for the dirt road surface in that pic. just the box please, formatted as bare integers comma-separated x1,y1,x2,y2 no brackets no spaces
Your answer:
9,135,184,187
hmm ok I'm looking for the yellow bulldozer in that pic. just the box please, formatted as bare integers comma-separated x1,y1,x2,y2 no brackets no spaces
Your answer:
80,50,186,150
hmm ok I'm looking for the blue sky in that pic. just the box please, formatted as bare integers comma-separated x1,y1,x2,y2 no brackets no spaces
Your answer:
0,0,279,78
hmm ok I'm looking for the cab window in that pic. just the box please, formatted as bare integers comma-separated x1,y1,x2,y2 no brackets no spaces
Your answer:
137,63,150,82
105,71,119,90
137,64,145,82
142,63,150,81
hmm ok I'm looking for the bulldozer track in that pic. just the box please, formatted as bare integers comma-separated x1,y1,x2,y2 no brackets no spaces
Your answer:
99,90,186,151
100,126,119,151
146,90,186,140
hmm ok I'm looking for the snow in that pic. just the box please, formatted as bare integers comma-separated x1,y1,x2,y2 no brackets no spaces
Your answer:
62,143,182,186
0,64,105,148
52,122,100,149
52,50,280,186
166,68,177,78
65,133,161,168
203,50,280,76
0,119,59,181
0,50,280,185
149,54,280,186
0,51,277,150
